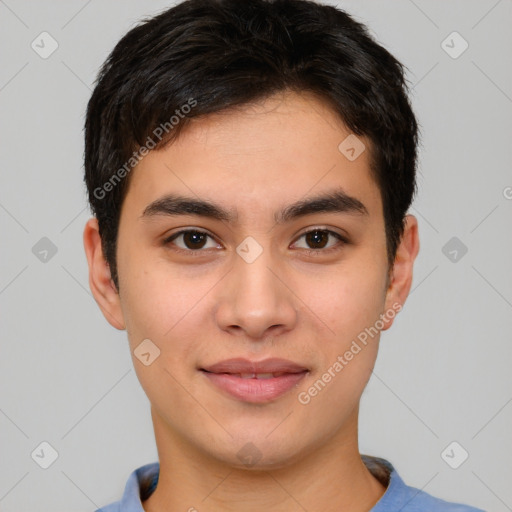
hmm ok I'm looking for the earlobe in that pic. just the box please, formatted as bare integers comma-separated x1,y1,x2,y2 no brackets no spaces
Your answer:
83,218,126,330
382,214,420,331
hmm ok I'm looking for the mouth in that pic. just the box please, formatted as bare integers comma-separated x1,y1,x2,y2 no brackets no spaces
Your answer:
200,358,309,403
203,371,299,379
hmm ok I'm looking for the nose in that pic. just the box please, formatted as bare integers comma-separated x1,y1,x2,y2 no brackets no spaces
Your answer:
214,245,298,341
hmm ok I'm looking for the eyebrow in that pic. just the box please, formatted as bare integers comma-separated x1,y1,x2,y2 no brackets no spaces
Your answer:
141,188,368,224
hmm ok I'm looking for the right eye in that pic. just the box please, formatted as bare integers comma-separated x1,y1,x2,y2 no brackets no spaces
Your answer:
163,229,222,254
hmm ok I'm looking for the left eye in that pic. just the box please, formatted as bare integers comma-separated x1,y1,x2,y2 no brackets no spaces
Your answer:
292,229,345,251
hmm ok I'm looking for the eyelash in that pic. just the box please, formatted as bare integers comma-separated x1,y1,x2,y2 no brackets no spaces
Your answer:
162,228,348,257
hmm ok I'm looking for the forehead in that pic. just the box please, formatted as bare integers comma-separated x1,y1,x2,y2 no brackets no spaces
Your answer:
122,90,382,221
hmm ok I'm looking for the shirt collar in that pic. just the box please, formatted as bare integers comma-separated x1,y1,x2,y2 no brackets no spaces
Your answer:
115,455,407,512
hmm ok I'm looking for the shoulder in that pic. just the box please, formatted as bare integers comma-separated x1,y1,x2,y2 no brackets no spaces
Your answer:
396,486,486,512
363,455,486,512
94,462,160,512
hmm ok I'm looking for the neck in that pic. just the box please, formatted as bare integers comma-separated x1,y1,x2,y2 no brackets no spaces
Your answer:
143,408,387,512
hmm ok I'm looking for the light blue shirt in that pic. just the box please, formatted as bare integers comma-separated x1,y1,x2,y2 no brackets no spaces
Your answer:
96,455,485,511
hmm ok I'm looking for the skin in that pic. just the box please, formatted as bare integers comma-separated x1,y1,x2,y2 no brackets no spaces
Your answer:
84,90,419,512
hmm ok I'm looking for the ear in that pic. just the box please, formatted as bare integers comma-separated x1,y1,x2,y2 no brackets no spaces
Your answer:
381,214,420,331
83,218,126,330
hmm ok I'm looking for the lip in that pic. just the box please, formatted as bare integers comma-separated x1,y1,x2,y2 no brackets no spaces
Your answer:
201,357,308,374
200,358,309,403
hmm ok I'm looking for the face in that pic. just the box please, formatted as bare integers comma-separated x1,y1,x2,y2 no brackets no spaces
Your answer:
85,90,417,469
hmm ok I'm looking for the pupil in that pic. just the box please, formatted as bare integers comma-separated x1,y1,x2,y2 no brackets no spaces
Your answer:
306,230,327,249
185,231,206,249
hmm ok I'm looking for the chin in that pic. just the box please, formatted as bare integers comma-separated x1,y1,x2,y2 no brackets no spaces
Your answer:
205,434,306,472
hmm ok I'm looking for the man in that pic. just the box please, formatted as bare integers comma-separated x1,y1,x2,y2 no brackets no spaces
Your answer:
83,0,484,510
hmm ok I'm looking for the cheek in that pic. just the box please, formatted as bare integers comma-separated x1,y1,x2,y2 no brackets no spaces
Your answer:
118,246,189,336
297,273,385,427
117,265,208,408
117,250,216,372
304,263,388,344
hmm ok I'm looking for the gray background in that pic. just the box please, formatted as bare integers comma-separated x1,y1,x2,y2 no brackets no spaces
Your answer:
1,0,511,510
